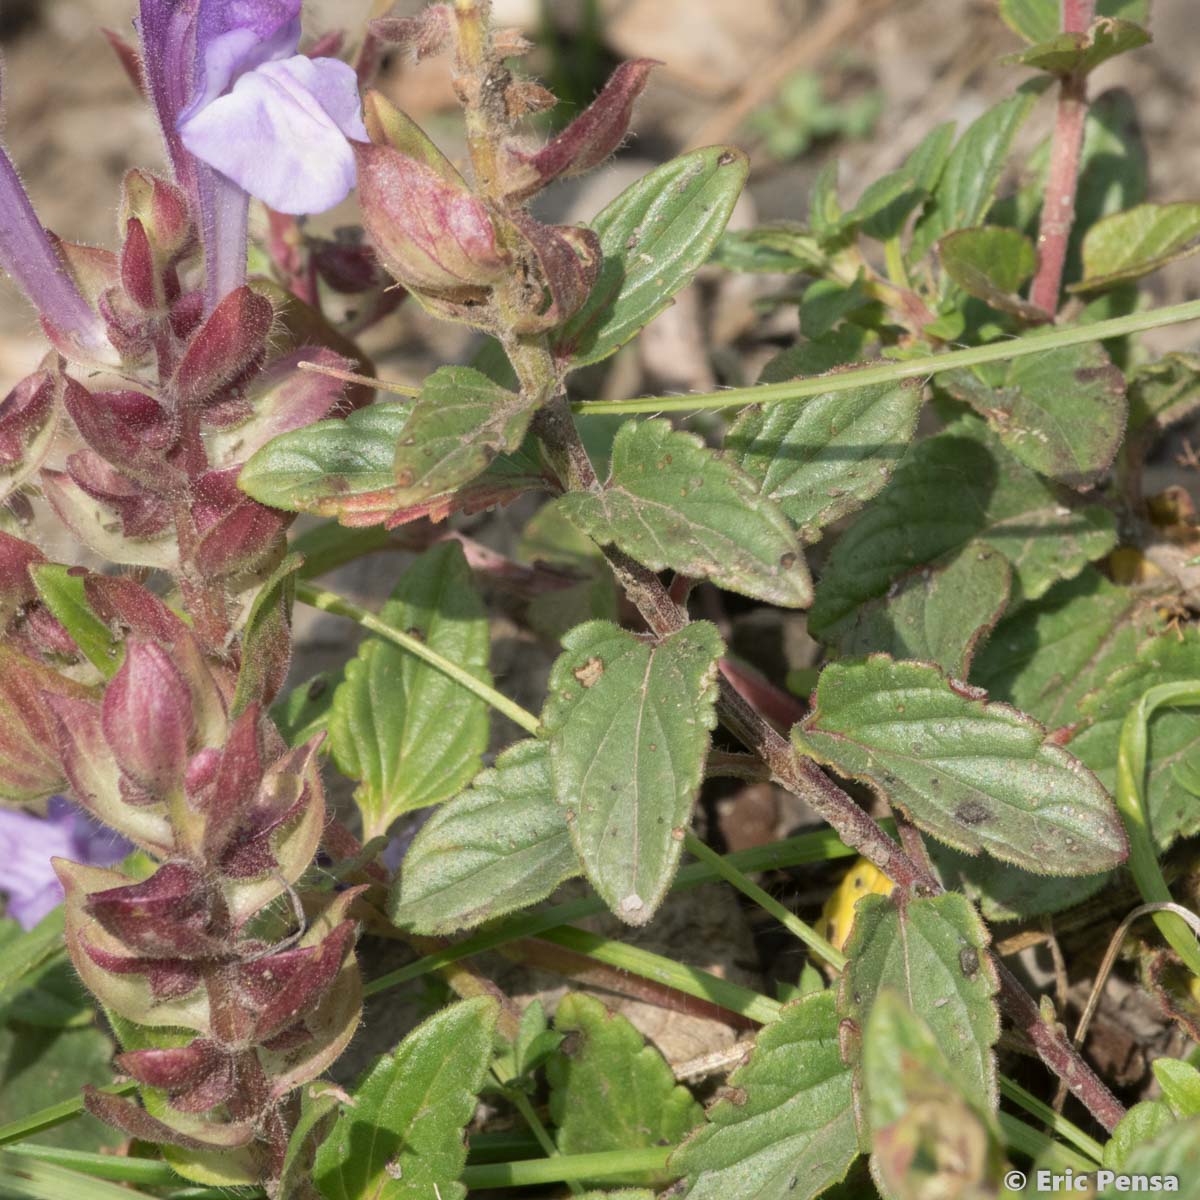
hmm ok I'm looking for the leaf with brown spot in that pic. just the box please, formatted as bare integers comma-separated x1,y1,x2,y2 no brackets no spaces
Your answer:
792,655,1127,875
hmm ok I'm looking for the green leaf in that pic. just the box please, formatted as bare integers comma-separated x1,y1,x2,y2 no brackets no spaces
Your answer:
0,1022,119,1154
800,276,872,340
937,226,1041,317
861,991,1003,1200
909,83,1044,264
756,325,867,386
553,147,749,368
810,416,1119,640
1129,352,1200,440
857,122,956,242
314,996,499,1200
542,620,722,925
838,893,999,1110
1104,1100,1176,1170
329,542,491,838
835,540,1011,677
712,224,828,274
29,566,121,679
1070,629,1200,847
1074,202,1200,292
728,379,922,544
808,161,844,244
999,0,1149,44
270,671,338,747
0,910,67,1016
390,739,578,936
792,656,1127,875
670,991,858,1200
231,552,300,716
971,566,1162,729
240,403,548,527
239,402,410,514
560,419,812,607
1098,1116,1200,1197
1002,19,1150,77
940,341,1127,485
1155,1059,1200,1117
547,994,702,1164
277,1087,340,1200
390,366,537,506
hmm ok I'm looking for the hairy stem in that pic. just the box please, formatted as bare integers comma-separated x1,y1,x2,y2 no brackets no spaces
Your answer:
530,364,1126,1131
575,297,1200,415
1028,0,1096,314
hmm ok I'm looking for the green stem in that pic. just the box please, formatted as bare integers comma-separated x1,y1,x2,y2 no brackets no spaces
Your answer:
999,1077,1103,1164
503,1088,583,1196
462,1146,672,1189
0,1145,185,1185
295,583,543,736
573,298,1200,414
683,830,846,971
537,926,783,1025
1115,681,1200,977
998,1114,1093,1174
0,1082,137,1148
884,235,911,291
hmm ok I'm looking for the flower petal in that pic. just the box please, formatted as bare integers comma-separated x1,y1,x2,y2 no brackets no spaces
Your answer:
179,56,366,215
187,0,302,116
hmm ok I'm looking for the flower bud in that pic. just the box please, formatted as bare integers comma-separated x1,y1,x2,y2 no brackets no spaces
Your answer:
85,862,220,958
0,365,59,470
101,639,195,795
120,169,192,264
242,920,356,1042
0,531,44,628
193,468,291,578
354,142,508,301
63,376,177,490
116,1039,236,1113
502,59,658,200
368,6,451,60
171,285,273,409
120,218,161,312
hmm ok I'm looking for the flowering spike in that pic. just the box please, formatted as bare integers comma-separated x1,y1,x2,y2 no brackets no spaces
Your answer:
101,640,196,795
501,59,658,200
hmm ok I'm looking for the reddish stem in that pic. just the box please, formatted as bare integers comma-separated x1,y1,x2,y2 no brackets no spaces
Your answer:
1028,0,1096,315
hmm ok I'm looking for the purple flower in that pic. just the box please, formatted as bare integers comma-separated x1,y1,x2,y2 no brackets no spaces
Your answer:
0,798,131,930
177,1,368,217
139,0,367,309
0,77,111,358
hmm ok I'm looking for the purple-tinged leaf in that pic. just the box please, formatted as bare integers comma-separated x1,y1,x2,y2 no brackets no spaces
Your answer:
63,375,178,490
504,215,601,333
245,920,356,1041
502,59,658,201
83,1087,255,1151
0,361,63,502
0,530,45,628
85,862,222,958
